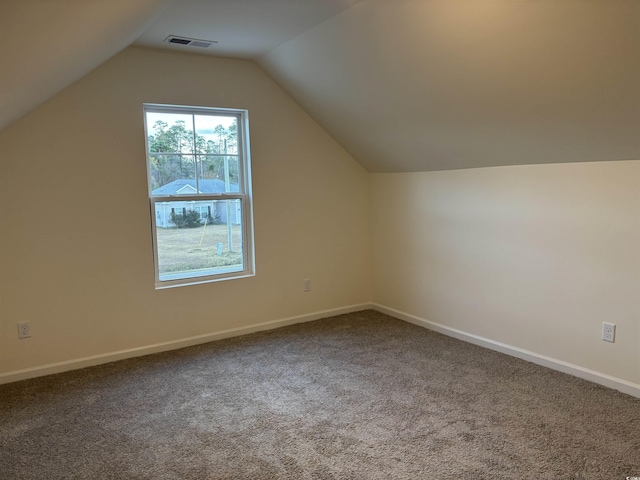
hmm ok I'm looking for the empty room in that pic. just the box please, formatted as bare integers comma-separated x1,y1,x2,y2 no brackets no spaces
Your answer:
1,0,639,478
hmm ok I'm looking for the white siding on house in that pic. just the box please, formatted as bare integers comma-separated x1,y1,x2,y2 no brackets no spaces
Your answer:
154,200,240,228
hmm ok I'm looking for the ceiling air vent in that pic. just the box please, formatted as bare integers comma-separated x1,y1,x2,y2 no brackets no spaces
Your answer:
164,35,217,48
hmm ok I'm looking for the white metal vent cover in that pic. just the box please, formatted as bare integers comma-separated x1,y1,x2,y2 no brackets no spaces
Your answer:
163,35,218,48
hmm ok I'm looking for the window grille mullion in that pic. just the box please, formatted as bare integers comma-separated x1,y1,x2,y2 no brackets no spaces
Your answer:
192,114,199,193
143,104,253,288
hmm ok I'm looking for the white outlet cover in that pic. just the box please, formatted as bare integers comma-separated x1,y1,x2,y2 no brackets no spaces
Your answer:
17,322,31,339
602,322,616,343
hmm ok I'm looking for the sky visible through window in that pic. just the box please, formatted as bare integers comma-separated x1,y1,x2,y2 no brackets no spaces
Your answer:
144,106,253,286
146,112,236,146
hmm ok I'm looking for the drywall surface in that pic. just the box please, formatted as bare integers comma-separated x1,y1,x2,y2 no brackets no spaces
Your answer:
371,161,640,385
0,47,371,374
261,0,640,172
0,0,169,132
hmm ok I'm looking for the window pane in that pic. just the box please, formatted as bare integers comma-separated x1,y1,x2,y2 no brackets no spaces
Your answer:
155,200,244,281
146,112,195,154
149,155,196,194
194,115,238,155
144,105,253,287
197,156,239,193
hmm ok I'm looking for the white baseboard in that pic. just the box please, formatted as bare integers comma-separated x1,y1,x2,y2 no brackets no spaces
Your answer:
372,303,640,399
0,303,371,385
4,302,638,399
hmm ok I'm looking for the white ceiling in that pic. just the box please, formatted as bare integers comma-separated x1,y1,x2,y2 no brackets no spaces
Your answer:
134,0,362,59
260,0,640,171
0,0,170,133
0,0,358,133
1,0,638,172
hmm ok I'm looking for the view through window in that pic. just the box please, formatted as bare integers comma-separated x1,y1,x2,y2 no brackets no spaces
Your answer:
143,104,254,288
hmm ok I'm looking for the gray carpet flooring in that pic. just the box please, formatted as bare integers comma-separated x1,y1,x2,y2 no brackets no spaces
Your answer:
1,310,639,479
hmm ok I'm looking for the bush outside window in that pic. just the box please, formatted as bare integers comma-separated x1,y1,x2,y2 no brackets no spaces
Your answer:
143,104,255,288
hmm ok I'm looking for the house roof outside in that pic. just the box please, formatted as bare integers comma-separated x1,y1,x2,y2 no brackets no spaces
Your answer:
152,179,239,196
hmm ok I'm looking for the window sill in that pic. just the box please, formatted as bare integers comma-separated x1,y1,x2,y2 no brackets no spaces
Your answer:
155,268,254,289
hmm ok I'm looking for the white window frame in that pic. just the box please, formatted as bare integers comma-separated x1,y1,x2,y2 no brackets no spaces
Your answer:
143,103,255,289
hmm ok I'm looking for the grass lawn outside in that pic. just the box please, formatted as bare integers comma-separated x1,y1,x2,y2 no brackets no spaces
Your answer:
156,224,243,275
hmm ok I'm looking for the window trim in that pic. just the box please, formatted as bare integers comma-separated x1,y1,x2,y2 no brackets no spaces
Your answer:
143,103,255,289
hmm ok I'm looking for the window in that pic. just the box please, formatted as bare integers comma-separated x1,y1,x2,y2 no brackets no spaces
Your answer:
143,104,254,288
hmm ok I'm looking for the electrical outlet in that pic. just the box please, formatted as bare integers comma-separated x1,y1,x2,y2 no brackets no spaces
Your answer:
304,278,311,292
17,322,31,339
602,322,616,343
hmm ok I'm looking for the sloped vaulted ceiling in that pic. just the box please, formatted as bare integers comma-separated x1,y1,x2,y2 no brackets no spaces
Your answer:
1,0,638,172
0,0,170,132
259,0,640,172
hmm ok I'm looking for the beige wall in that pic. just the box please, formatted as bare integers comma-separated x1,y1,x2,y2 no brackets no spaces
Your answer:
1,45,638,391
0,47,371,374
372,161,640,385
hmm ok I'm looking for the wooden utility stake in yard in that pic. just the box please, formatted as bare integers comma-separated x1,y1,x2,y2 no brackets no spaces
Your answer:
199,218,207,247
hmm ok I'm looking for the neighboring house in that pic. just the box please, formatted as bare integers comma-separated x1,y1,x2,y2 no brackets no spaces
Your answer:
152,179,241,228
